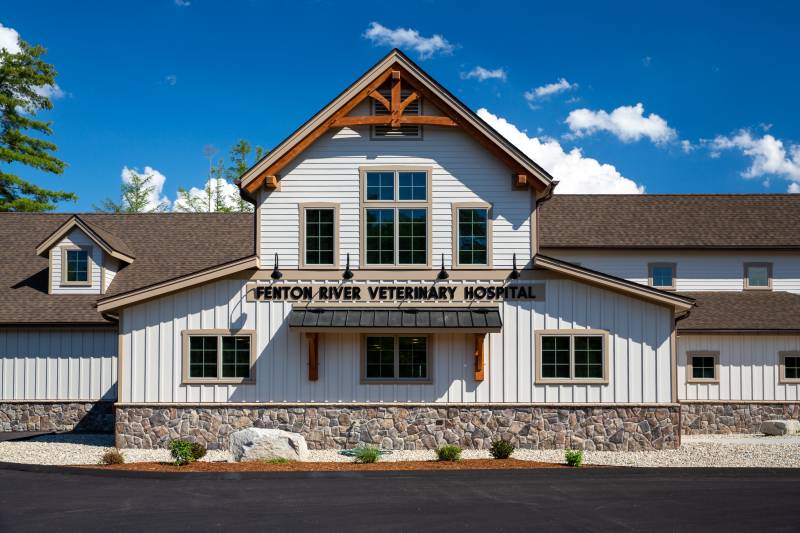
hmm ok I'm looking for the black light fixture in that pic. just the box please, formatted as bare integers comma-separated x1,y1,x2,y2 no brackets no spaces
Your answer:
437,253,449,280
509,253,520,280
342,253,354,280
270,253,283,280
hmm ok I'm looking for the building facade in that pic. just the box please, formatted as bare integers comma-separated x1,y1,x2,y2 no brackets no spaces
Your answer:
1,50,798,451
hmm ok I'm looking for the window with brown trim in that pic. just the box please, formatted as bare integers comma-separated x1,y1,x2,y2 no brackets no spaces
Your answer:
362,335,430,383
648,262,676,290
61,246,92,285
686,351,719,383
299,203,340,268
182,330,256,384
744,262,772,290
779,351,800,384
535,330,609,384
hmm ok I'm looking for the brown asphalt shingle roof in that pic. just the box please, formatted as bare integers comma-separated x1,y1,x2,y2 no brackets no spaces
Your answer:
0,213,254,325
539,194,800,249
678,291,800,333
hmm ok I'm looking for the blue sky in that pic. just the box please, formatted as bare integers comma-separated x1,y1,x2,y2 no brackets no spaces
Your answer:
3,0,800,211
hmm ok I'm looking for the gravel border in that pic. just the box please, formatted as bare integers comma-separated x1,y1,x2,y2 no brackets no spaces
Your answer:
0,433,798,468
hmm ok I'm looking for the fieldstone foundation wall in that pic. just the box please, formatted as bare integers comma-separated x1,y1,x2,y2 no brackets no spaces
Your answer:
115,404,681,451
0,401,115,433
681,403,800,434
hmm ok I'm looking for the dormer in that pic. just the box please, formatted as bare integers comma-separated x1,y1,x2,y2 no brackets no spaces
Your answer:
35,216,135,295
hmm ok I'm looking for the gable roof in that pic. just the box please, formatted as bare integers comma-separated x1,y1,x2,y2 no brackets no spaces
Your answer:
238,49,554,195
35,215,136,262
0,213,254,325
678,291,800,333
533,254,695,314
539,194,800,249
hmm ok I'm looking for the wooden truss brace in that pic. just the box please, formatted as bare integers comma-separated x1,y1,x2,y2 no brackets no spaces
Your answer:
306,332,319,381
474,333,486,381
249,66,544,194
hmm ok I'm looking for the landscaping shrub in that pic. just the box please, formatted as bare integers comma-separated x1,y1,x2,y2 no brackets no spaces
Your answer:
169,439,206,466
265,457,289,465
489,439,515,460
353,446,381,464
565,449,584,467
100,449,125,465
435,445,462,462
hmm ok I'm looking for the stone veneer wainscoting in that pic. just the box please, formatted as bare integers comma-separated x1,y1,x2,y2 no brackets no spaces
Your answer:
115,404,681,451
681,402,800,434
0,401,115,433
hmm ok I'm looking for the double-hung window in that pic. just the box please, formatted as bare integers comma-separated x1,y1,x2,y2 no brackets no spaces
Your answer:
454,204,491,267
363,335,429,382
301,204,338,268
536,331,608,383
648,263,676,290
63,247,90,284
362,169,429,267
183,330,256,384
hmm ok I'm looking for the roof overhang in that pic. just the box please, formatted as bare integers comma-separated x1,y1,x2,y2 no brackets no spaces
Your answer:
96,255,259,313
288,307,502,333
35,216,135,264
238,49,554,196
533,254,695,316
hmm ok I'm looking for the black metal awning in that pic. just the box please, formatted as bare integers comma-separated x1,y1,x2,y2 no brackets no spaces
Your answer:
288,307,502,332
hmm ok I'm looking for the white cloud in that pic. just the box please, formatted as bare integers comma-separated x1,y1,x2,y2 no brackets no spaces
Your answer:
789,183,800,193
33,83,65,99
461,66,506,82
121,166,171,210
363,22,454,59
477,108,644,194
524,78,577,103
173,178,240,212
0,23,21,55
711,130,800,190
565,103,677,144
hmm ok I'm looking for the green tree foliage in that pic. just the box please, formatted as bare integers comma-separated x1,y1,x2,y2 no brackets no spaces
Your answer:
0,39,75,211
95,169,169,212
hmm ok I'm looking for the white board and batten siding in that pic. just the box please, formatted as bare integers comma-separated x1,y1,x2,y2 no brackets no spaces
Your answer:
49,228,103,295
119,277,674,405
258,108,534,271
544,249,800,293
0,328,117,401
679,334,800,402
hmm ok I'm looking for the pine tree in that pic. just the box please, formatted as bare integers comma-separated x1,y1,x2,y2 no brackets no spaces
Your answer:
226,139,264,212
0,39,75,211
96,170,169,212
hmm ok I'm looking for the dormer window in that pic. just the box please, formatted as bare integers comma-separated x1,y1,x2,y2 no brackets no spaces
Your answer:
371,86,422,139
63,247,91,284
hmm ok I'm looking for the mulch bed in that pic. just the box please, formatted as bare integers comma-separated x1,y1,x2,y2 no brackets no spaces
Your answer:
90,458,582,472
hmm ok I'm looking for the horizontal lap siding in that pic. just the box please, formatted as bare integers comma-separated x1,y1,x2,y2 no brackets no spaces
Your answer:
546,250,800,293
679,334,800,401
0,328,117,400
259,124,532,270
120,278,673,404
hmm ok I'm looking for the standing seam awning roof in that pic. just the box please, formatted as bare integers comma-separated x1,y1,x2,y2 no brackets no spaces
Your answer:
288,307,502,330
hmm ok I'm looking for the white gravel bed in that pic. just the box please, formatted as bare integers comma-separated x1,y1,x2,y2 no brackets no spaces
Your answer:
0,433,798,467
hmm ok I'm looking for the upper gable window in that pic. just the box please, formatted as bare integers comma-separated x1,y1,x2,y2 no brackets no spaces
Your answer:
371,86,422,139
648,263,676,290
744,262,772,290
63,247,91,285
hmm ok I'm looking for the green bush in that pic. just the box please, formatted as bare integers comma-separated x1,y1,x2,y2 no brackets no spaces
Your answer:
435,445,462,462
265,457,289,465
489,439,515,460
100,449,125,465
353,446,381,464
169,439,206,466
565,449,584,467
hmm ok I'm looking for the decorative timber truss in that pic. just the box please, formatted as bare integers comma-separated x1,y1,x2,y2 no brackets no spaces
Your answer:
240,49,555,196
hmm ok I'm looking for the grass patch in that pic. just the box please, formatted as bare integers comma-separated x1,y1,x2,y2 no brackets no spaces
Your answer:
264,457,290,465
352,446,381,464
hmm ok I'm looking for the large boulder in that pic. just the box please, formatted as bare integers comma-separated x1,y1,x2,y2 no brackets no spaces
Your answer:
229,428,309,462
760,419,800,436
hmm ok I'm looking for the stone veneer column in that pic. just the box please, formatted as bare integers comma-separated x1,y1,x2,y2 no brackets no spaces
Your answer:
115,404,681,451
681,402,800,434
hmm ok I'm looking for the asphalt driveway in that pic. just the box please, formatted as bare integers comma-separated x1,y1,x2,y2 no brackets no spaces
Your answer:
0,465,798,532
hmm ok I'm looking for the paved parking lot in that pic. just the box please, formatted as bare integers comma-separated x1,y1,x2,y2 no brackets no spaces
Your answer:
0,465,799,532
